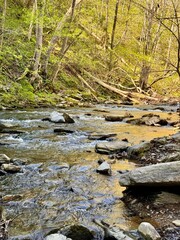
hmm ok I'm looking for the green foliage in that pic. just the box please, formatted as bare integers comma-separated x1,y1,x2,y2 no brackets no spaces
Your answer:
0,0,179,105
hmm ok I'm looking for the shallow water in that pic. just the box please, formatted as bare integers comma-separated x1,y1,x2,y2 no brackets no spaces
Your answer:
0,105,179,237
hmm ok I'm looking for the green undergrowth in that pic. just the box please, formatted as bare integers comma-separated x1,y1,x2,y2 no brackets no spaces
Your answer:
0,73,105,108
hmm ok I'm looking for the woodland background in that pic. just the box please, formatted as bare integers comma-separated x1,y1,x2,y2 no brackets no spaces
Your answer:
0,0,180,106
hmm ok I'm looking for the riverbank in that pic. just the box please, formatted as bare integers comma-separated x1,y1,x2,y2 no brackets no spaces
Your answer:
118,132,180,239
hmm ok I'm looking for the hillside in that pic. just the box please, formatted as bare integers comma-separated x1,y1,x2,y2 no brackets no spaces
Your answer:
0,0,180,107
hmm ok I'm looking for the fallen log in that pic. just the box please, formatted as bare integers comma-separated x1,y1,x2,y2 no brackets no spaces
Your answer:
83,70,158,103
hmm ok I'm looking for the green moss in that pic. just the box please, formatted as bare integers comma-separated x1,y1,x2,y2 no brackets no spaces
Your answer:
37,92,58,105
59,73,81,89
19,79,34,92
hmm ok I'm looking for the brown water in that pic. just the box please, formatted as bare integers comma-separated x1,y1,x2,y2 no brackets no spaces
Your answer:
0,104,179,238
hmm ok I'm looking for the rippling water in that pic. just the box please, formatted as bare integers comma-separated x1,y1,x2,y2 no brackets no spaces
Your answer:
0,105,178,237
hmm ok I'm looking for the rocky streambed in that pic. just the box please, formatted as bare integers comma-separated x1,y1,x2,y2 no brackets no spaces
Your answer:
0,104,179,240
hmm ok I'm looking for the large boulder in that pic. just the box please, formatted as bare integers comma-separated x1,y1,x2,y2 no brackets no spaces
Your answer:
119,161,180,187
95,141,130,154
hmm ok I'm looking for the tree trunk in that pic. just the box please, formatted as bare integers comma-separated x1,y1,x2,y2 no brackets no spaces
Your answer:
109,0,120,70
31,0,45,84
138,0,159,90
51,0,78,83
28,0,36,40
43,0,83,76
0,0,7,51
139,63,151,90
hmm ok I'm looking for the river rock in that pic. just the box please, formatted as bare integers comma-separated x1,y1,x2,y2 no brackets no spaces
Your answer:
158,152,180,163
48,163,70,171
105,226,135,240
105,115,124,122
0,122,17,130
45,234,72,240
2,194,23,202
96,161,111,175
138,222,161,240
0,154,11,164
127,141,151,159
0,129,26,134
63,113,75,123
119,161,180,187
105,112,134,122
50,111,65,123
172,220,180,227
88,133,117,140
154,192,180,206
54,129,74,134
1,164,21,173
127,113,168,126
95,141,130,154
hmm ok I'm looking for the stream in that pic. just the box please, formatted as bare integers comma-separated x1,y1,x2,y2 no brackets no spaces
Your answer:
0,104,179,238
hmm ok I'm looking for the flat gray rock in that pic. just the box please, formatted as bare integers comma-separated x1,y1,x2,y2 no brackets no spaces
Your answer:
95,141,130,154
88,133,117,140
119,161,180,187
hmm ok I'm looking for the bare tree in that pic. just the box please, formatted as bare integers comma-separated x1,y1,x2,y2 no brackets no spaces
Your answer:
43,0,83,76
31,0,46,84
28,0,37,40
138,0,160,90
156,0,180,78
109,0,120,71
0,0,7,51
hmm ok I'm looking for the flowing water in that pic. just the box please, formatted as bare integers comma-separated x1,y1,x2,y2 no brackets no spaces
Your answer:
0,104,179,238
